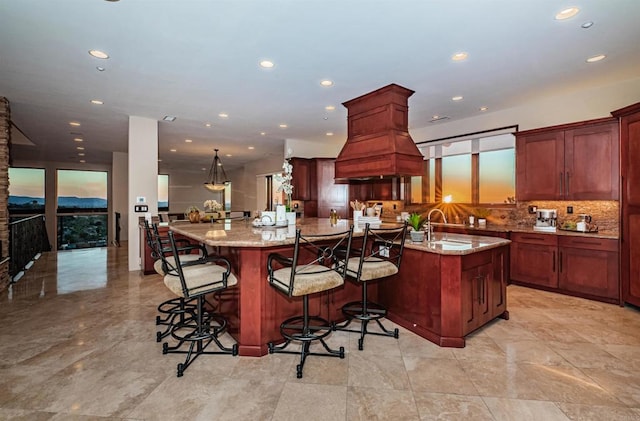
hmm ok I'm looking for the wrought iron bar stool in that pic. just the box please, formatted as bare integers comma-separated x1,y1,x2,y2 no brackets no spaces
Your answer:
144,221,208,342
333,222,407,350
159,230,238,377
267,226,354,378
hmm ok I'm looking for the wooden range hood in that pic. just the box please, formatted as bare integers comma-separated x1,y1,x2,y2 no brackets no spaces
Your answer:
335,83,424,181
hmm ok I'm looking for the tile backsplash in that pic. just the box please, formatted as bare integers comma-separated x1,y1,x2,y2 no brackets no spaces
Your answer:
376,200,619,235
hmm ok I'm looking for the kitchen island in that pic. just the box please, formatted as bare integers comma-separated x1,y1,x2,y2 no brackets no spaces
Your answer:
168,218,510,355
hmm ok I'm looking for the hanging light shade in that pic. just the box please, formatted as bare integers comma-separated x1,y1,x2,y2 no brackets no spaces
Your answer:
203,148,230,191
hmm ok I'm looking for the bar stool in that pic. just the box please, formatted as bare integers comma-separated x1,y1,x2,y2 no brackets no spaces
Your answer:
267,226,354,378
159,230,238,377
333,222,407,350
144,221,208,342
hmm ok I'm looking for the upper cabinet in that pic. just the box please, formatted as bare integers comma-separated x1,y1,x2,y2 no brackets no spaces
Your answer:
290,158,316,201
516,118,619,200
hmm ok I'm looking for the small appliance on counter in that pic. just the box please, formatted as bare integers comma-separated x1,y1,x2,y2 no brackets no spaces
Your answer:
534,209,557,232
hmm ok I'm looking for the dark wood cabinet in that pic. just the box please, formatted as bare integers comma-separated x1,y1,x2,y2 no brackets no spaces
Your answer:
511,232,619,303
316,158,349,218
510,232,558,288
612,102,640,307
558,236,619,301
516,118,619,200
290,158,312,200
461,251,493,335
348,178,400,201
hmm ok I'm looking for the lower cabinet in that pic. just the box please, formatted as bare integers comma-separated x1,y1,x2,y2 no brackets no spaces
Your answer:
461,247,508,336
510,232,619,303
510,233,558,288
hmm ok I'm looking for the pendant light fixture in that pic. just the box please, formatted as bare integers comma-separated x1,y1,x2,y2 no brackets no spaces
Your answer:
203,148,230,191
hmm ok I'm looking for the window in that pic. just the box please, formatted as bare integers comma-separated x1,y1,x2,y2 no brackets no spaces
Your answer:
415,130,516,205
56,169,108,249
158,174,169,211
8,167,45,214
57,170,107,212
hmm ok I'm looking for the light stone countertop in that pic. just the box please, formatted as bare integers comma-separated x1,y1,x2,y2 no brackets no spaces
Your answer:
169,218,510,255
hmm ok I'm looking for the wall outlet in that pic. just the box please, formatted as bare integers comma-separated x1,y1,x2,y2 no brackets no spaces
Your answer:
528,205,537,214
567,206,573,214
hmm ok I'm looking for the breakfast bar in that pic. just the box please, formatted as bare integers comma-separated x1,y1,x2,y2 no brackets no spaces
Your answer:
169,218,511,355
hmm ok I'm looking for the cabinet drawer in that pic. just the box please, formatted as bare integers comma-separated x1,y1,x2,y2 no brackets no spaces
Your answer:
511,232,558,246
558,236,618,252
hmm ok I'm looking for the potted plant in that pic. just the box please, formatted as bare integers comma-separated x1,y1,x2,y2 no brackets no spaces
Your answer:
475,208,491,227
407,212,427,242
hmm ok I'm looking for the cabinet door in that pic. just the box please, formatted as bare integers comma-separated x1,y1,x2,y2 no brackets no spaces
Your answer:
290,158,310,200
559,246,619,301
510,235,558,288
516,131,564,200
316,159,349,218
564,121,619,200
490,247,508,318
461,252,493,335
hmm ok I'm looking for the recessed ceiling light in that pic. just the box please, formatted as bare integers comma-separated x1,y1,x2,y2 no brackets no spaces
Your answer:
555,7,579,20
248,146,255,150
90,99,103,105
96,66,105,72
479,106,488,111
279,124,288,128
76,146,84,150
451,52,468,61
260,132,266,136
326,132,334,136
581,21,594,29
259,60,274,68
218,113,228,118
226,153,233,157
163,116,176,122
79,159,86,163
170,149,177,152
78,152,85,156
432,115,439,120
586,54,606,63
452,96,463,101
325,105,335,111
69,121,81,126
320,79,334,87
88,49,109,59
185,139,192,143
205,123,212,127
73,138,83,142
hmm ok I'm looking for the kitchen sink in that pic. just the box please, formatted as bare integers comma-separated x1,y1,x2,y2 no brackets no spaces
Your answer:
428,239,472,249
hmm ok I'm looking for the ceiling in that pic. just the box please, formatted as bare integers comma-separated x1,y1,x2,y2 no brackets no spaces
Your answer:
1,0,639,174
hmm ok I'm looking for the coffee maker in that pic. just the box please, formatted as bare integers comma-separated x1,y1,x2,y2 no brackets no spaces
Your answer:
534,209,557,232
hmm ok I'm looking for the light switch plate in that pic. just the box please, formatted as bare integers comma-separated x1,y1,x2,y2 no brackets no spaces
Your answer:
134,205,148,212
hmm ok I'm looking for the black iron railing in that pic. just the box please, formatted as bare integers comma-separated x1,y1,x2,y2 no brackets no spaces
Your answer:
9,214,51,278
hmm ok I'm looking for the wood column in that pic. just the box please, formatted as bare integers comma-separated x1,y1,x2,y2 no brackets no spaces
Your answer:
0,98,11,290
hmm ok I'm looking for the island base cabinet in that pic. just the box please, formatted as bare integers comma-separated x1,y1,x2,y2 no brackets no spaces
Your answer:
380,245,509,348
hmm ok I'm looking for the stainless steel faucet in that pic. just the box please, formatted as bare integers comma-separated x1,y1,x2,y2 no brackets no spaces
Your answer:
426,208,448,241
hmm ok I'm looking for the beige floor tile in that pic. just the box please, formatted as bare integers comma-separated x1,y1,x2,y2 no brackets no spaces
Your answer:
347,386,419,421
555,402,640,421
413,392,494,421
271,382,347,421
482,397,571,421
403,357,478,395
580,367,640,407
348,351,410,390
458,360,548,400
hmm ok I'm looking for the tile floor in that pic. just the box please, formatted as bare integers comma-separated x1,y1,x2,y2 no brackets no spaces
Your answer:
1,245,640,420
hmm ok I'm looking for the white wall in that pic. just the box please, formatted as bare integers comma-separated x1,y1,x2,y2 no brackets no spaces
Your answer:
410,76,640,143
112,152,128,241
127,116,158,271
